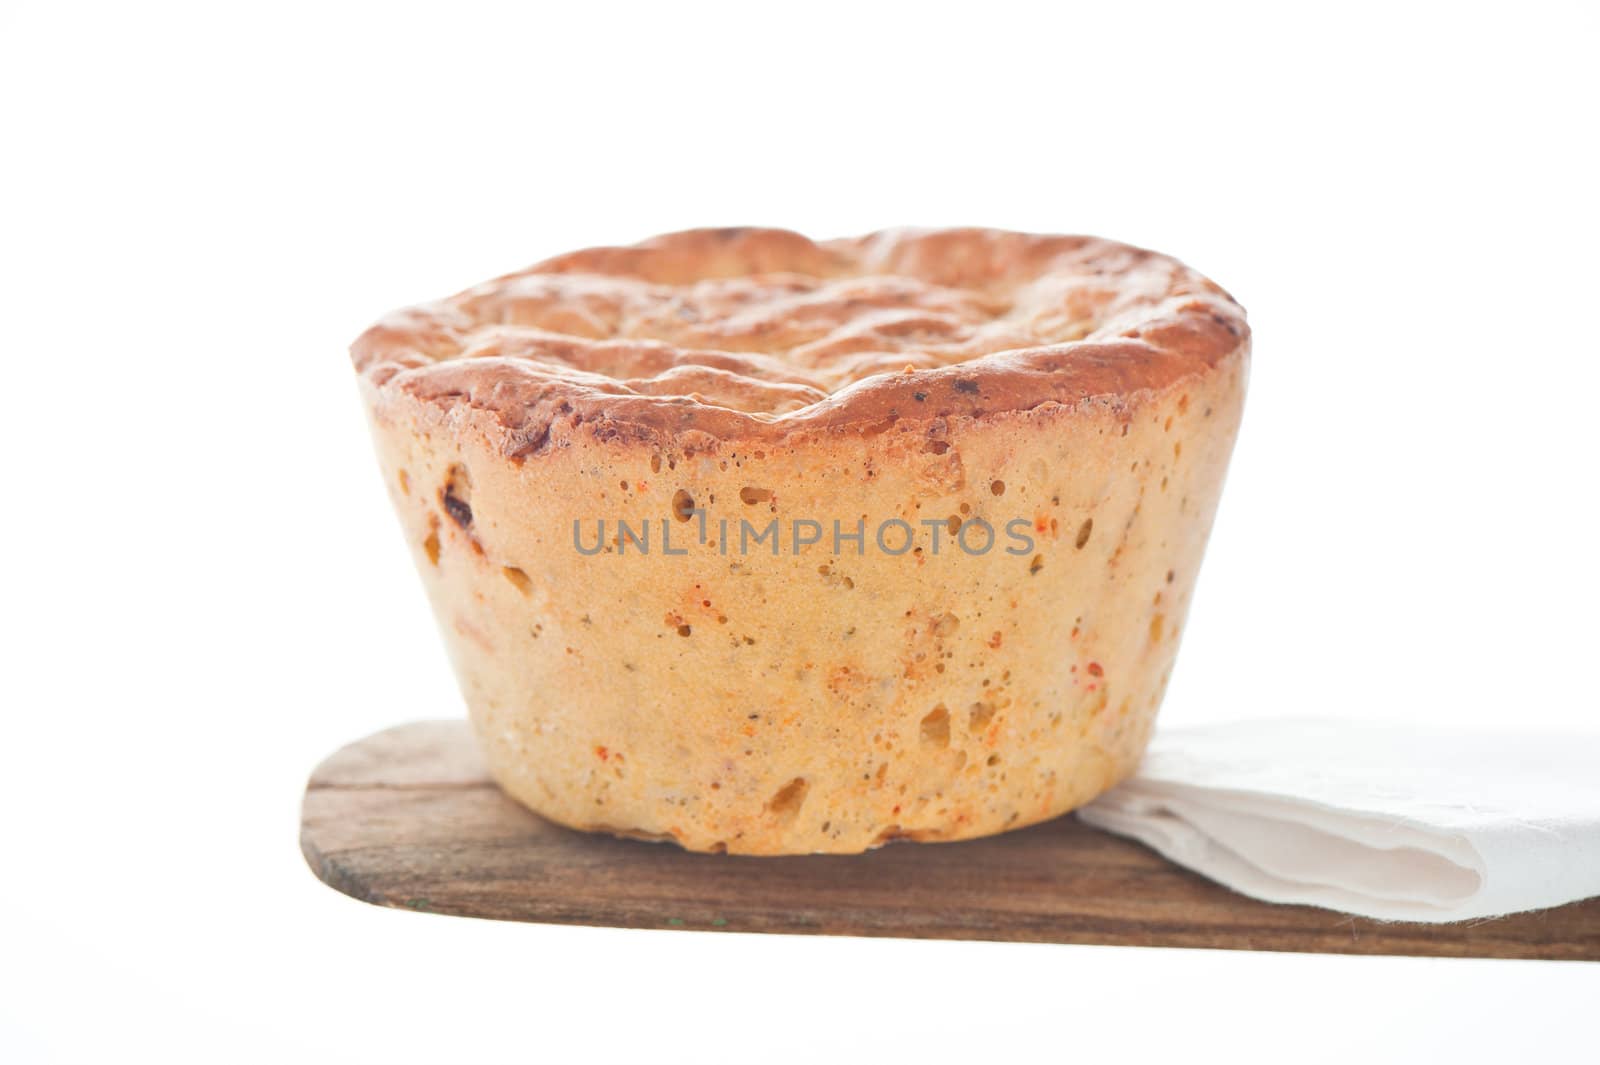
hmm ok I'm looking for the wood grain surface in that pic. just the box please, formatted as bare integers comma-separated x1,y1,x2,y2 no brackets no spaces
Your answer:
301,721,1600,961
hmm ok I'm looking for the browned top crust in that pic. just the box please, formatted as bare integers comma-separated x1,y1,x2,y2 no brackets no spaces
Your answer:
352,227,1248,455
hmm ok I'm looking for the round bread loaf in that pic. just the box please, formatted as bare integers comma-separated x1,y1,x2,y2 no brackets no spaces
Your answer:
352,227,1249,854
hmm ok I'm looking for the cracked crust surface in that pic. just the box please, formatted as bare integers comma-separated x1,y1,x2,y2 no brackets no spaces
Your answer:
352,227,1248,456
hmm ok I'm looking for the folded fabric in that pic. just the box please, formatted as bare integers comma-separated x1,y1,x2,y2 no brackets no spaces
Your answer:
1076,718,1600,922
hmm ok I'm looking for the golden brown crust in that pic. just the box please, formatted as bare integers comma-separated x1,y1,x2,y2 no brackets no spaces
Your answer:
351,227,1248,458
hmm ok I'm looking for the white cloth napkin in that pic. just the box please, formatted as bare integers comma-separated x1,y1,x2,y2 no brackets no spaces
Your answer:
1076,719,1600,922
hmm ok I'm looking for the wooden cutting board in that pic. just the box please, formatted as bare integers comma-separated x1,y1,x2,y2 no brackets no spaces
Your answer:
300,721,1600,961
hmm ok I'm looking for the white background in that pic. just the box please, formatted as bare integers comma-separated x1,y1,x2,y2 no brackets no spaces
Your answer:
3,1,1597,1061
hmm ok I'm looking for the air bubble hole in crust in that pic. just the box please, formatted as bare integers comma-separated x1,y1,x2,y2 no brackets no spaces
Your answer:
767,777,809,819
441,464,473,529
